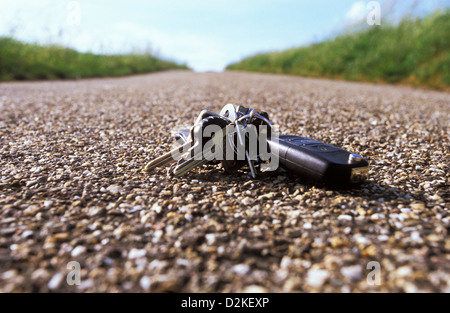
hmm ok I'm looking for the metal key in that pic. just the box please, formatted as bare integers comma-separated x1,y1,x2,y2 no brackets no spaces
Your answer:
143,109,228,173
220,104,271,178
143,122,203,173
142,140,192,172
143,115,230,174
172,116,229,176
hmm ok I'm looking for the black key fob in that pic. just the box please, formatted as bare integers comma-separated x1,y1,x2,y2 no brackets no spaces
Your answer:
269,135,369,186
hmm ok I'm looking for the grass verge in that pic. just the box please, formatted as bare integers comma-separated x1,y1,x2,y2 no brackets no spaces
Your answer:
226,10,449,89
0,37,189,81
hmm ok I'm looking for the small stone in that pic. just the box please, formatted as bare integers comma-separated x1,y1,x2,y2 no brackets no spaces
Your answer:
280,256,293,269
114,225,131,237
176,259,189,267
361,245,377,257
140,276,152,291
426,234,441,242
88,207,106,217
341,265,363,281
370,213,385,221
257,192,276,200
307,269,329,287
205,234,216,245
410,232,422,242
107,185,122,194
232,264,250,275
151,203,162,214
31,268,50,281
241,197,254,205
21,230,33,238
330,236,346,248
2,270,17,280
167,212,177,218
355,235,370,245
128,248,147,259
48,273,64,290
24,205,40,216
71,246,87,257
43,200,53,208
152,230,164,243
338,215,352,221
26,180,37,187
243,285,268,293
53,233,69,242
77,279,95,291
410,202,425,210
396,266,412,277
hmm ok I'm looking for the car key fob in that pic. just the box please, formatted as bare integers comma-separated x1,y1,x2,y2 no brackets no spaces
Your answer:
268,135,369,185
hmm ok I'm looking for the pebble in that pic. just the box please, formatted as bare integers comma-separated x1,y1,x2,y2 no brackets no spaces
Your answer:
280,256,293,269
151,203,162,214
24,206,40,216
48,273,64,290
128,248,147,259
52,233,69,242
140,276,152,291
243,285,268,293
77,279,95,291
232,264,250,275
205,234,216,245
307,269,330,287
1,71,448,293
338,215,352,221
341,265,363,281
410,202,425,210
71,246,87,257
241,197,254,205
396,266,413,277
107,185,122,194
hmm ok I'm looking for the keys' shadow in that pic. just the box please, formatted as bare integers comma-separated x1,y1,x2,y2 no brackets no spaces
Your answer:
186,166,425,205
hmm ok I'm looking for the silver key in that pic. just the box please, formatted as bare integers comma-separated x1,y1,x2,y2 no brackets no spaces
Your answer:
143,113,219,173
143,121,205,172
172,125,228,176
142,140,193,172
235,119,257,179
144,111,230,175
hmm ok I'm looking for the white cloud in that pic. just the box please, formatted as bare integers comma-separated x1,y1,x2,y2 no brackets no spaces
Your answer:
346,1,366,21
0,0,231,71
108,22,230,71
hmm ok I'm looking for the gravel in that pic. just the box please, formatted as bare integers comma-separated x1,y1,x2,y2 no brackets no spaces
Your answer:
0,71,449,292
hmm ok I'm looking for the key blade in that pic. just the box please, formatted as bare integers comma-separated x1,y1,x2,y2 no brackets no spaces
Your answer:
143,142,192,173
172,127,227,177
172,158,209,177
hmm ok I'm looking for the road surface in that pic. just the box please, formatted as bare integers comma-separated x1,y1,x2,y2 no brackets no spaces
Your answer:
0,71,449,292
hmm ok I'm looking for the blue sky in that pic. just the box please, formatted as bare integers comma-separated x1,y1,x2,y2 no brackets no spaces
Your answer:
0,0,448,71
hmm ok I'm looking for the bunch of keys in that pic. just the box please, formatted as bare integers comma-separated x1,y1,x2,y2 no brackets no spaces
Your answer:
143,104,369,186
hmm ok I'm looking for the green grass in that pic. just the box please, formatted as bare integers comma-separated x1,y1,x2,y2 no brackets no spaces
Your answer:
0,37,189,81
227,10,450,89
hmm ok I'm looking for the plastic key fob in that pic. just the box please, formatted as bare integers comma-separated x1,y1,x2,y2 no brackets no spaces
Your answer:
268,135,369,186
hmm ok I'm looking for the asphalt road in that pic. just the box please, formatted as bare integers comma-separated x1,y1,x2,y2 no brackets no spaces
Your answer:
0,71,449,292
